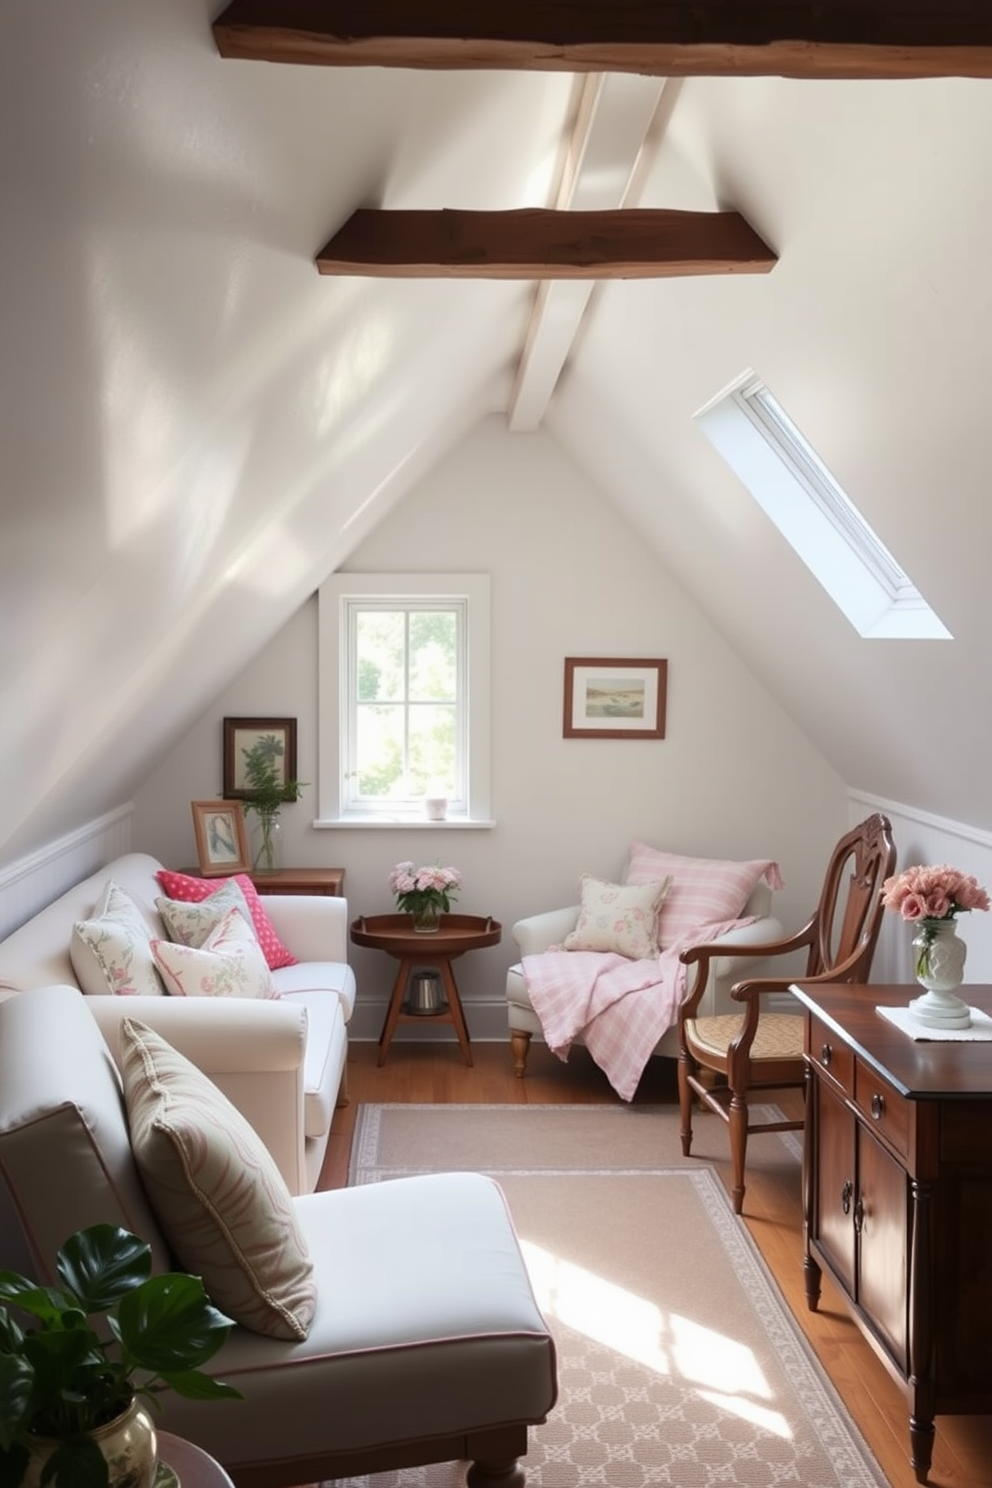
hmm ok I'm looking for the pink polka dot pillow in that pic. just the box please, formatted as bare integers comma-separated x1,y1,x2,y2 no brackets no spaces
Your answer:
155,869,297,970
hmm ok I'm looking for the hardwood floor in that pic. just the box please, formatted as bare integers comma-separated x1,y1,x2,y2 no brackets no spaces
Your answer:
320,1040,992,1488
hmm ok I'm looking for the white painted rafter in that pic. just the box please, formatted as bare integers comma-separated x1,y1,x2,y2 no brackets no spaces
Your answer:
507,72,668,432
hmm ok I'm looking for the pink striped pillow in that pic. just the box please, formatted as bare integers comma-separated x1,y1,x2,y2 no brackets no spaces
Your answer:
625,842,783,950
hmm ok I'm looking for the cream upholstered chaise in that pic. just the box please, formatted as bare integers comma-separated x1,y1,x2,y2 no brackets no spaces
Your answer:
507,845,785,1079
0,986,558,1488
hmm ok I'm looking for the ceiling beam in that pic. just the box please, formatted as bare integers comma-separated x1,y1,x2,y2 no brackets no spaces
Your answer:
316,208,776,280
213,3,992,80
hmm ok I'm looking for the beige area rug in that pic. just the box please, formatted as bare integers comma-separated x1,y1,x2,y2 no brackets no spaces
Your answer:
337,1104,886,1488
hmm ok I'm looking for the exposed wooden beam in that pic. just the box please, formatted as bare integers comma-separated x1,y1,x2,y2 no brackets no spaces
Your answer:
316,208,776,280
213,2,992,80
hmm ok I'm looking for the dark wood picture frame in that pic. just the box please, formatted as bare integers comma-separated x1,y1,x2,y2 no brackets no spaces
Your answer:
563,657,667,740
223,717,299,801
191,799,251,877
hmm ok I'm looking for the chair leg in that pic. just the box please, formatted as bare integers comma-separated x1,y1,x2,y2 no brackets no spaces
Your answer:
510,1028,532,1078
677,1052,694,1156
466,1456,526,1488
728,1093,749,1215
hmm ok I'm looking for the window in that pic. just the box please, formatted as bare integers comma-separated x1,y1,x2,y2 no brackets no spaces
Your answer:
694,371,951,640
317,573,492,824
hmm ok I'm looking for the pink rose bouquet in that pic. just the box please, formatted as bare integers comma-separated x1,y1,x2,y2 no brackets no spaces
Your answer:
882,864,990,979
388,861,462,918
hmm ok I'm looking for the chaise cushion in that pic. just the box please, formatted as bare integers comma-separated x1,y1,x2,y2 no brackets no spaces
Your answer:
625,843,783,949
155,870,297,971
71,881,166,997
120,1017,317,1341
563,874,671,959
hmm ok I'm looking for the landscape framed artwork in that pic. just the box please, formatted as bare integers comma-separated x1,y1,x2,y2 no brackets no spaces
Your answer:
191,799,251,876
563,657,668,740
223,717,298,801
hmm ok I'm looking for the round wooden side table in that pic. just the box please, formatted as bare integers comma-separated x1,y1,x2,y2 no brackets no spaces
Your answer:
350,913,502,1066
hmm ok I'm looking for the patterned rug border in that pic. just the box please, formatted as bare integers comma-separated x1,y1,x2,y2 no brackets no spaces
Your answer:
348,1102,886,1488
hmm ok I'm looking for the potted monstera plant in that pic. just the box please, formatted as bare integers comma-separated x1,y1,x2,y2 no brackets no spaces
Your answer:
0,1224,242,1488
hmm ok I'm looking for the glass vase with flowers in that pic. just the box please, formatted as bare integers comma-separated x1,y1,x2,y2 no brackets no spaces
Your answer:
388,861,461,934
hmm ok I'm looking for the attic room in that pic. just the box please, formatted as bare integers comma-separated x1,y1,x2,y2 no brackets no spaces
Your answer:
4,6,992,1488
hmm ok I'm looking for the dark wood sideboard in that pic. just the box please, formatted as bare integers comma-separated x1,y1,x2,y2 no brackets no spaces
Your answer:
791,981,992,1484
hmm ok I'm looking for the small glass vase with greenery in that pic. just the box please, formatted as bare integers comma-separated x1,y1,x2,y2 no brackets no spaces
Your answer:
240,736,306,876
0,1224,242,1488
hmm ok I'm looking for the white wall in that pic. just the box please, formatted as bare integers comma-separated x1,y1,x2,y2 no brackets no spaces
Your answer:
132,416,849,1040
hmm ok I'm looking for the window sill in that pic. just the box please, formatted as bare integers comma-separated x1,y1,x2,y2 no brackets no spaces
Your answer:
312,816,496,830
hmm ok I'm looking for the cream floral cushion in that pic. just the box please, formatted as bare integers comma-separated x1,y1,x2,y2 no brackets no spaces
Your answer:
70,881,165,996
155,879,255,949
563,874,672,959
119,1017,317,1341
150,908,277,999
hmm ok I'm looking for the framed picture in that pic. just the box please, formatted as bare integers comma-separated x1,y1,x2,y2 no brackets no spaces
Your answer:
191,800,251,876
223,717,298,801
563,657,668,740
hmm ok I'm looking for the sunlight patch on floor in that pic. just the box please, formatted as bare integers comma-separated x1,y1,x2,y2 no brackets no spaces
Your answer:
521,1240,793,1440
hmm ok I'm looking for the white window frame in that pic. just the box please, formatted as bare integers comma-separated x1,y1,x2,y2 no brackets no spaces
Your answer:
316,572,492,826
694,371,951,641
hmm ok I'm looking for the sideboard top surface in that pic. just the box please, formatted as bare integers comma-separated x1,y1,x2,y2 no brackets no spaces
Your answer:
790,982,992,1099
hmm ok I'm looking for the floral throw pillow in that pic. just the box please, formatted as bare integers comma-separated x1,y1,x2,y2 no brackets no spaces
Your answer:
70,881,165,996
563,874,672,959
151,908,278,999
155,879,255,949
154,869,297,970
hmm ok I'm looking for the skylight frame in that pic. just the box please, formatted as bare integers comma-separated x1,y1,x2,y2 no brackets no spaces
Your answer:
694,371,951,640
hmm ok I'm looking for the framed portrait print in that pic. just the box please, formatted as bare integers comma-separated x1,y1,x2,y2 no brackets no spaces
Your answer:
563,657,667,740
191,800,251,876
223,717,298,801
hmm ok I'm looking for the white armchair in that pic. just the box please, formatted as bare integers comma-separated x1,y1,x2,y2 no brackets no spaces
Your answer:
506,880,783,1078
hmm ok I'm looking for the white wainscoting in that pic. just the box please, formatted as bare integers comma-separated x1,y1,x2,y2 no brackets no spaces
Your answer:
849,790,992,986
0,807,133,941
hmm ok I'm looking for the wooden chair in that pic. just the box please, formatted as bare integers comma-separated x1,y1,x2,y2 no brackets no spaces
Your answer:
676,813,896,1215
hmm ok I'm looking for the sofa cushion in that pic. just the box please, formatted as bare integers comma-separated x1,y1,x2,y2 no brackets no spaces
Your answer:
278,989,344,1139
155,870,297,971
625,843,783,949
120,1017,317,1341
151,909,278,1001
71,881,166,997
155,879,255,948
272,959,357,1022
563,874,671,959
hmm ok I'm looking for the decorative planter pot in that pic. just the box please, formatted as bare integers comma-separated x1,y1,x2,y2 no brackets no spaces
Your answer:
910,917,971,1029
25,1398,158,1488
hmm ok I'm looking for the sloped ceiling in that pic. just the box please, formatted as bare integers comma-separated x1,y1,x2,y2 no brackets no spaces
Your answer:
3,0,992,865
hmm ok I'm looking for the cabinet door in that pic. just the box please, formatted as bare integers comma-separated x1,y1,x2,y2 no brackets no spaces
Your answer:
856,1122,908,1372
813,1079,856,1294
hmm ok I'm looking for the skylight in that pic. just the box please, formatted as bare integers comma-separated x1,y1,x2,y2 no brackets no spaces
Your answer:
694,372,951,640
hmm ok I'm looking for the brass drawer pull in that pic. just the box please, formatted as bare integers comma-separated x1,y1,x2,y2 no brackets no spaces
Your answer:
871,1093,885,1119
841,1180,853,1215
820,1043,832,1067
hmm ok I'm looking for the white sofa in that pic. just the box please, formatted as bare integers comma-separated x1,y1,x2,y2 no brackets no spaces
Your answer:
0,852,354,1194
506,880,783,1076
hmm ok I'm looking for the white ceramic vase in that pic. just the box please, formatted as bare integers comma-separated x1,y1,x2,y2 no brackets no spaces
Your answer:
910,917,970,1029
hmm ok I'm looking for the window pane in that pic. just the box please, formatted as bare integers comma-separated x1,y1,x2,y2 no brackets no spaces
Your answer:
355,704,404,797
409,611,457,701
356,612,406,701
408,704,457,795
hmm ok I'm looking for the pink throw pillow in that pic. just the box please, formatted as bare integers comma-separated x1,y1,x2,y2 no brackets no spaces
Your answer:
155,869,297,970
625,842,784,950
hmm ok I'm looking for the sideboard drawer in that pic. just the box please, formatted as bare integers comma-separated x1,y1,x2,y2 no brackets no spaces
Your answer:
808,1015,854,1095
854,1059,910,1158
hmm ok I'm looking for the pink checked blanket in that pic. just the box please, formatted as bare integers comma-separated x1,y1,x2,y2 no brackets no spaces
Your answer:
522,916,758,1101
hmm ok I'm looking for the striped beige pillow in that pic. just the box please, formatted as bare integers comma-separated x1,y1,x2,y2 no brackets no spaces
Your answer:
119,1017,316,1341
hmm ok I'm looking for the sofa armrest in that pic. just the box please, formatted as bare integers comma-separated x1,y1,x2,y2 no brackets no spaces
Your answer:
260,894,350,964
512,906,580,957
85,995,309,1195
